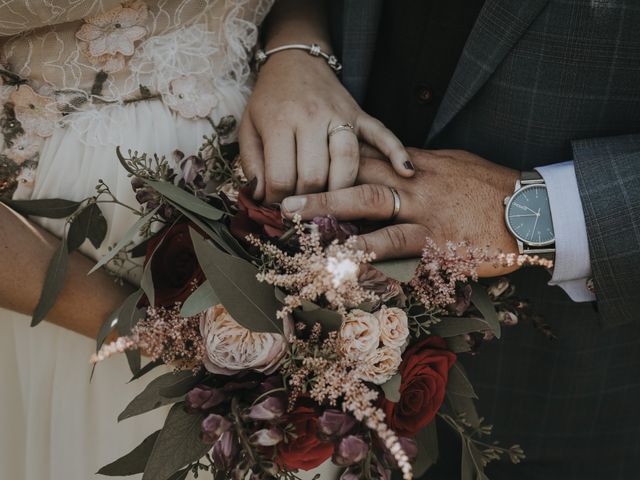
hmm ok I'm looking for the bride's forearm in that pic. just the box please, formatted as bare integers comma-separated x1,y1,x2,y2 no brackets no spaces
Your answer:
0,203,134,338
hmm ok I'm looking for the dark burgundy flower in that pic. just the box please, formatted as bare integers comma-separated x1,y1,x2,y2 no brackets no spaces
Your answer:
175,150,207,190
312,215,358,244
186,386,225,411
201,414,232,443
381,337,456,437
446,283,472,316
317,410,357,439
332,435,369,466
229,186,285,243
211,430,238,470
143,222,205,307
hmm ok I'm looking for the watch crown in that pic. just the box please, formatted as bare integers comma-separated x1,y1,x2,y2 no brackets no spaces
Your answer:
503,195,510,206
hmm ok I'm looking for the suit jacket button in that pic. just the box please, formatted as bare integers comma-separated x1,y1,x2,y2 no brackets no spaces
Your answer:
415,85,433,104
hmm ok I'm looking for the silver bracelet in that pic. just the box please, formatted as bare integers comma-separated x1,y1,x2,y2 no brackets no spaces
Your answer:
254,43,342,74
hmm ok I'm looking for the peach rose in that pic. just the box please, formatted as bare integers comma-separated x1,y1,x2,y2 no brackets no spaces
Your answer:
200,305,289,375
339,309,380,360
358,346,402,385
375,306,409,352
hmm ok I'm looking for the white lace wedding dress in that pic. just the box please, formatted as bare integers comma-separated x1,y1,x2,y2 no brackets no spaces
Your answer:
0,2,334,479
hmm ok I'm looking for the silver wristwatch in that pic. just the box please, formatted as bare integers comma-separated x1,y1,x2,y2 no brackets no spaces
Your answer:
504,171,556,259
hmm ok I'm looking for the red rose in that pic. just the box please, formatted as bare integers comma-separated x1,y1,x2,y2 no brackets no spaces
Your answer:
229,187,285,243
381,337,456,437
144,222,205,307
276,404,334,471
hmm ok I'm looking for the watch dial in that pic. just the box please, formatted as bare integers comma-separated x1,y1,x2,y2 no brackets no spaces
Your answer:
507,185,555,245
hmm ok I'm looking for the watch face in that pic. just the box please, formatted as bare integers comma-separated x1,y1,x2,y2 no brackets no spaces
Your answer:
506,184,555,246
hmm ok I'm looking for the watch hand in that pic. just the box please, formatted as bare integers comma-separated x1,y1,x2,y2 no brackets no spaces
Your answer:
530,209,541,241
510,214,538,218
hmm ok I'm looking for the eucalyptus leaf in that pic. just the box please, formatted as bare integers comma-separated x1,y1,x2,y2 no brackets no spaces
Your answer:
68,203,108,251
31,240,69,327
89,206,159,274
292,307,343,332
180,281,219,317
1,197,81,218
129,358,165,382
96,305,121,352
119,371,194,422
125,350,142,376
380,373,402,402
205,219,255,261
445,393,481,428
167,467,191,480
190,228,282,333
97,431,160,476
470,283,501,338
145,179,224,220
447,363,478,399
446,335,472,353
372,257,420,283
159,370,205,398
461,438,489,480
413,421,439,477
116,290,145,336
142,403,210,480
140,261,155,307
431,317,491,338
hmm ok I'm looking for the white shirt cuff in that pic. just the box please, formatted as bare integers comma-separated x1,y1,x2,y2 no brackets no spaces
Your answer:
536,162,595,302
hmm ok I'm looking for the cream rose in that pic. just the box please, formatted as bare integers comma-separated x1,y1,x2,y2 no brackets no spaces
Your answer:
375,306,410,352
200,305,289,375
358,346,402,385
339,309,381,360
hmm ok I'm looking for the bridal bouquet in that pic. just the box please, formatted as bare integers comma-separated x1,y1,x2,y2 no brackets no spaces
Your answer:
5,118,551,480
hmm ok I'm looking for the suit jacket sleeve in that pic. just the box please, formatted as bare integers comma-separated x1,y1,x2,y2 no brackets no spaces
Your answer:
572,133,640,327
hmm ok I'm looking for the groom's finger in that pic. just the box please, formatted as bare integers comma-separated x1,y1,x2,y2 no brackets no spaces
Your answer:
353,224,429,260
238,115,265,200
357,114,415,177
328,124,360,191
281,184,406,222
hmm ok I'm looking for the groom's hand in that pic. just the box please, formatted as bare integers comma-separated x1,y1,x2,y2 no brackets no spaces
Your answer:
281,148,521,277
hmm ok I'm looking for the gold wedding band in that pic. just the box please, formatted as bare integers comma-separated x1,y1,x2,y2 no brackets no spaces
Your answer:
389,186,401,221
328,122,355,138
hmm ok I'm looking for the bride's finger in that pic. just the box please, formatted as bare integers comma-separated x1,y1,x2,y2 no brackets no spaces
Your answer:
328,124,359,191
238,115,266,200
264,131,297,204
356,114,414,177
281,184,409,222
296,127,330,195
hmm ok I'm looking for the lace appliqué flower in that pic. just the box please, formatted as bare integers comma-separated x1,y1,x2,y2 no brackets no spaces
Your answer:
2,133,42,164
9,85,61,138
165,75,219,119
76,1,148,73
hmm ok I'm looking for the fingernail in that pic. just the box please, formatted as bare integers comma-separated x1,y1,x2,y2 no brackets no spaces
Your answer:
282,196,307,214
403,160,415,171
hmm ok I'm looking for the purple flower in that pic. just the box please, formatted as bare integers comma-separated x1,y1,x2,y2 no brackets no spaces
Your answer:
384,436,418,467
332,435,369,466
246,396,285,421
447,283,472,316
201,413,232,443
250,427,284,446
317,410,357,439
312,215,358,245
259,375,284,394
186,386,226,411
211,430,238,470
498,309,518,326
487,277,512,300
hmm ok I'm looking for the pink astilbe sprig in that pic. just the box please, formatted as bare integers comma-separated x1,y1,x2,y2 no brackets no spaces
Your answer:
248,215,378,318
91,303,205,372
410,238,553,312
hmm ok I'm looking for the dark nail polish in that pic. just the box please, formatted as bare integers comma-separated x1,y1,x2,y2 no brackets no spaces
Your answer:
404,160,415,171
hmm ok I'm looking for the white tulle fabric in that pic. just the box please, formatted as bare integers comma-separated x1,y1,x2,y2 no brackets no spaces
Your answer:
0,1,278,479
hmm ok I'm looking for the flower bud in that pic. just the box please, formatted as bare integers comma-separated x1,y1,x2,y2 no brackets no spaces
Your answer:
250,427,284,447
201,413,232,443
340,470,360,480
186,386,225,411
211,430,238,470
332,435,369,466
317,410,357,439
447,283,472,316
487,277,510,300
498,309,518,326
246,396,285,421
130,176,145,191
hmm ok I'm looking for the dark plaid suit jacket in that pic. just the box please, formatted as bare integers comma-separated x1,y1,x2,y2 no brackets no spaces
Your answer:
332,1,640,479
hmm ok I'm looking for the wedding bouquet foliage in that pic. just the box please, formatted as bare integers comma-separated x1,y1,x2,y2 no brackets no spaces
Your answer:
3,118,552,480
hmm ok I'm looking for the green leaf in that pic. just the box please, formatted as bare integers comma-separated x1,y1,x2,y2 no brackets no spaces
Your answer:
68,203,108,251
292,304,343,332
96,306,120,352
140,261,155,308
190,228,282,333
180,281,218,317
447,363,478,399
461,438,489,480
445,393,481,429
1,197,81,218
89,206,159,274
116,290,145,336
446,335,472,353
119,371,193,422
413,421,439,477
380,373,402,403
159,370,205,398
125,350,142,377
145,179,224,220
371,257,420,283
31,240,69,327
129,358,165,382
204,219,255,261
470,283,501,339
97,431,160,476
431,317,491,338
167,467,191,480
142,403,210,480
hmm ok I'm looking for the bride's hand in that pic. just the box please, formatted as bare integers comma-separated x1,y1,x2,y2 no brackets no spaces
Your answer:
239,1,414,205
